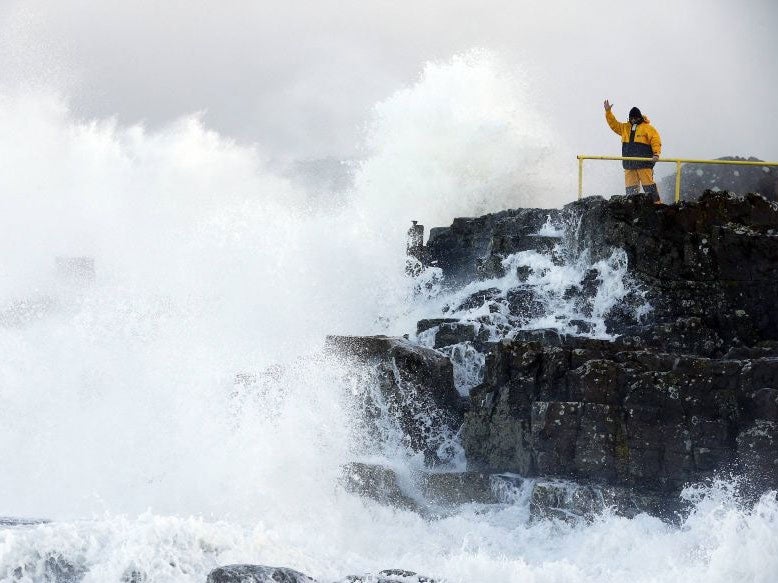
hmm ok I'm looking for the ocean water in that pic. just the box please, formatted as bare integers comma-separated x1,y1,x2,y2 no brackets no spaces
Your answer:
1,53,777,582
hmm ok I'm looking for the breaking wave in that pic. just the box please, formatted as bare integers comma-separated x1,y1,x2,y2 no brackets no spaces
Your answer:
0,52,773,582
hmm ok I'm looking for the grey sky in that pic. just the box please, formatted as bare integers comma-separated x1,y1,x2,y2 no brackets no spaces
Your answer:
1,0,776,167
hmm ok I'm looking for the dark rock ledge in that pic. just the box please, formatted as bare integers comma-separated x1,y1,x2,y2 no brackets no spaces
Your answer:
211,191,778,582
336,192,778,518
461,335,778,494
207,564,439,583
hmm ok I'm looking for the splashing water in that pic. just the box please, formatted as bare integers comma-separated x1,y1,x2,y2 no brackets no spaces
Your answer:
0,52,774,582
407,212,651,381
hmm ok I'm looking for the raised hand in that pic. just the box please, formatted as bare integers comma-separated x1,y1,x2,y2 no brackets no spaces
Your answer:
603,99,613,112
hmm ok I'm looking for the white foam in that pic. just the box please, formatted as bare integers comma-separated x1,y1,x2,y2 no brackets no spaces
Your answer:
0,52,774,582
1,483,776,582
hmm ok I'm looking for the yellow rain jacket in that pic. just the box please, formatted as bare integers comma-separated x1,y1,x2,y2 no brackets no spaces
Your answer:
606,110,662,169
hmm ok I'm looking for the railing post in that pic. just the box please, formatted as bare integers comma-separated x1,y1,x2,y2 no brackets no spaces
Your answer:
674,160,682,203
578,156,583,200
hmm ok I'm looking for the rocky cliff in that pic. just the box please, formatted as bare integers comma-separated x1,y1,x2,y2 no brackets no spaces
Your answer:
337,190,778,520
209,191,778,582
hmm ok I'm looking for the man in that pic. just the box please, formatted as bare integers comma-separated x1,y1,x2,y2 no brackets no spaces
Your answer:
604,100,662,202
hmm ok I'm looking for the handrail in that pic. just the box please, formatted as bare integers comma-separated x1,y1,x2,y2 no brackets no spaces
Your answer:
577,155,778,202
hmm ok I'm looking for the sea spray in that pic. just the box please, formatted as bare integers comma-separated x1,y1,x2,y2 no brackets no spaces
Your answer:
0,52,774,583
354,49,571,234
2,484,777,582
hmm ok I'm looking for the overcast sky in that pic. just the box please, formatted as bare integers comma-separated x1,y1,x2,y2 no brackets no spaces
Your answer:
1,0,776,168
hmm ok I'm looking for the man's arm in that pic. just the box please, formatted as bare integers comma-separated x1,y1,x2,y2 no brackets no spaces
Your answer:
603,99,624,135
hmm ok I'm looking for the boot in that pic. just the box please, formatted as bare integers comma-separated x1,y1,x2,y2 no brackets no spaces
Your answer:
643,183,661,204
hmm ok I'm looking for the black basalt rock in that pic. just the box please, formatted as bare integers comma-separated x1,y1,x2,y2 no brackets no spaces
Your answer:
462,338,778,497
327,191,778,519
425,208,561,287
340,462,420,512
325,335,462,463
506,287,545,322
207,565,314,583
344,569,439,583
433,322,477,348
568,191,778,347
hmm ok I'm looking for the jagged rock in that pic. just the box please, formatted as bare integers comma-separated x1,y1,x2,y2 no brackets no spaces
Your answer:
735,420,778,488
460,395,534,476
341,462,505,508
421,192,778,353
416,318,458,335
602,290,647,334
745,388,778,421
568,191,778,348
528,479,684,523
340,463,420,512
417,471,498,505
511,328,575,347
12,554,85,583
207,565,441,583
433,322,477,348
330,192,778,519
724,340,778,360
562,268,600,304
568,319,594,335
476,254,506,279
342,459,687,522
462,338,778,497
453,287,501,312
516,264,533,282
344,569,438,583
425,208,560,287
325,336,460,406
618,317,725,358
207,565,314,583
325,336,462,463
325,335,460,414
506,288,545,322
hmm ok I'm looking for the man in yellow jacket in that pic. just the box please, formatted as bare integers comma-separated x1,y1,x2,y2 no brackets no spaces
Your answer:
604,100,662,202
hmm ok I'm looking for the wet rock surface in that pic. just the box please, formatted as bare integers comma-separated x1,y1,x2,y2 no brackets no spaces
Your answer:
207,564,439,583
462,337,778,492
11,554,86,583
324,335,460,414
425,207,561,287
340,461,505,510
434,193,778,503
343,570,439,583
527,478,686,523
207,565,315,583
208,193,778,583
570,190,778,347
340,462,421,512
323,192,778,521
325,335,464,464
426,191,778,353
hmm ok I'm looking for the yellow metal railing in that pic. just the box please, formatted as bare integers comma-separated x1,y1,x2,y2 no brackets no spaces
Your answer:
577,156,778,203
